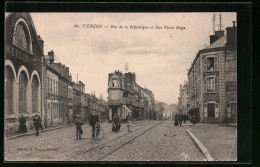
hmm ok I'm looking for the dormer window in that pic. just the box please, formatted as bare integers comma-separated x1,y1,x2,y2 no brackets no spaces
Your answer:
13,18,32,53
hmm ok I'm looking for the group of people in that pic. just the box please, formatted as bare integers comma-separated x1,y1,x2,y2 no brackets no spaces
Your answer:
75,109,100,140
18,109,133,139
174,113,188,126
18,113,43,136
112,113,132,132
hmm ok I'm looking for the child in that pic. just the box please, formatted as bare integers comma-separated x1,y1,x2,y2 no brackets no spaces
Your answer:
127,119,132,132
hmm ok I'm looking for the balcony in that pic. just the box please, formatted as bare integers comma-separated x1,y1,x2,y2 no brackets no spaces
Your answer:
108,99,122,106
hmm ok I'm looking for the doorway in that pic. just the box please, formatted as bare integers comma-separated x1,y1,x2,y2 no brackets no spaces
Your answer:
207,103,215,117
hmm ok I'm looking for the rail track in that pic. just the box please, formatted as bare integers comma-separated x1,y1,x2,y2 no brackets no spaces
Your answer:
52,121,158,160
95,121,163,161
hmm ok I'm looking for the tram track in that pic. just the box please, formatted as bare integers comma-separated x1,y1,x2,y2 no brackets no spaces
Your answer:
53,121,156,160
66,121,163,161
95,121,163,161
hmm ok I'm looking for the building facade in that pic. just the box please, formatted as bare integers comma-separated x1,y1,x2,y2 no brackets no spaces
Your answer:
42,50,71,127
107,70,156,122
5,13,43,132
187,21,237,123
177,82,189,115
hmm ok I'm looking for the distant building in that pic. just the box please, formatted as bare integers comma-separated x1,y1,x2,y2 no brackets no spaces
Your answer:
177,82,189,115
187,21,237,123
73,80,85,120
5,13,44,132
107,70,156,122
163,108,174,121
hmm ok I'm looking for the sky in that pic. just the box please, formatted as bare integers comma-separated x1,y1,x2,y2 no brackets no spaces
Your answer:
30,12,236,105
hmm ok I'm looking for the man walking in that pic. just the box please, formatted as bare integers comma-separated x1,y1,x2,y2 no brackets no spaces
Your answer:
75,115,83,139
33,113,42,136
89,109,99,140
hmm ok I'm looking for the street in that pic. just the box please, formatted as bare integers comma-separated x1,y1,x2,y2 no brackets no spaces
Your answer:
5,121,205,161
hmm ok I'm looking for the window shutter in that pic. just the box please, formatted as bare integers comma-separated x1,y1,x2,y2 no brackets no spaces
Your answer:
204,104,207,118
204,78,207,92
203,58,207,71
215,77,218,91
214,56,218,70
215,103,219,118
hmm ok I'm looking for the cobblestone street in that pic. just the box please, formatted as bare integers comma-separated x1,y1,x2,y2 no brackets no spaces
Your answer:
5,121,205,161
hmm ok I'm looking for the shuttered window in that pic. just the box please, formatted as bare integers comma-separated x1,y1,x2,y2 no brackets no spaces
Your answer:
204,56,218,71
204,76,218,93
214,57,218,70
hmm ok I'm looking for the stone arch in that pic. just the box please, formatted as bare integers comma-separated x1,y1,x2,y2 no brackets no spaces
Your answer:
5,59,17,81
30,70,40,85
17,65,30,85
13,17,33,53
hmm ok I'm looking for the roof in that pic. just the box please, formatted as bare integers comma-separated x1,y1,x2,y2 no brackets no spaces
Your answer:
203,35,226,50
188,35,227,75
110,74,122,80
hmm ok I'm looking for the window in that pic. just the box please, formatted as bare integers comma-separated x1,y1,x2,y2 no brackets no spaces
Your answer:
203,56,218,71
204,76,218,93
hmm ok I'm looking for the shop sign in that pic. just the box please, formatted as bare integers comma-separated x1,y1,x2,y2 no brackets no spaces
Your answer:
5,44,39,66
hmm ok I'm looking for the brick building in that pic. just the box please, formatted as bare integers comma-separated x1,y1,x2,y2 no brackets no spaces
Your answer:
4,13,44,132
187,21,237,123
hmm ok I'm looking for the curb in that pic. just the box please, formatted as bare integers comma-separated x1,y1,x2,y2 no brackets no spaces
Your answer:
186,130,214,161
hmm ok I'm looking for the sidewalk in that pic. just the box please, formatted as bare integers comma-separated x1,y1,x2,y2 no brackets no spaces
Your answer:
5,123,75,140
181,121,237,127
188,124,237,161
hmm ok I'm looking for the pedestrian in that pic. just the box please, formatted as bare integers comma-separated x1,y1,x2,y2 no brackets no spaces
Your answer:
178,114,183,126
174,113,179,126
75,114,83,140
33,113,42,136
18,115,27,133
112,113,120,132
125,114,132,132
127,119,132,132
183,114,187,123
89,109,99,140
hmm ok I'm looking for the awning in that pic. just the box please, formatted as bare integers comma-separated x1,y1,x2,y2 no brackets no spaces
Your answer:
123,105,132,113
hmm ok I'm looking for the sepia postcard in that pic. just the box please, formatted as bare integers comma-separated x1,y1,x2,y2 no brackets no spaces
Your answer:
4,10,239,162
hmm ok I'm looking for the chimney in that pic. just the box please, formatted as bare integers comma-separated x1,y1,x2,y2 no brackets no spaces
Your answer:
38,35,44,53
215,30,225,41
133,72,136,83
210,35,216,44
209,30,225,44
48,50,54,63
69,73,72,82
226,21,237,47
